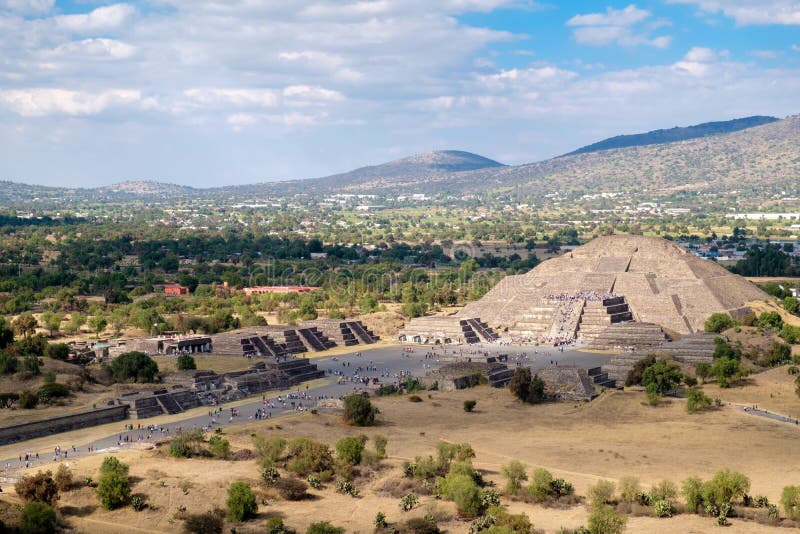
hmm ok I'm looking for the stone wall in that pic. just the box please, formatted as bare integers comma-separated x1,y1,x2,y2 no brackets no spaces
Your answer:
0,405,129,446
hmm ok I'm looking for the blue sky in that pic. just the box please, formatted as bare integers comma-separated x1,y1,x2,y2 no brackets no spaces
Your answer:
0,0,799,187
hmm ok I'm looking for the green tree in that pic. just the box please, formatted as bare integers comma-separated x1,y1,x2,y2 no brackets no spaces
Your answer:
0,317,14,348
686,388,712,413
87,315,108,339
704,313,735,333
508,367,545,404
176,354,197,370
500,460,528,495
109,351,159,383
588,479,616,508
226,481,257,521
96,456,131,510
19,502,57,534
587,505,627,534
13,312,38,339
39,312,62,337
784,297,800,315
780,485,800,520
710,357,746,388
0,352,19,375
641,359,683,395
336,436,365,465
343,394,378,426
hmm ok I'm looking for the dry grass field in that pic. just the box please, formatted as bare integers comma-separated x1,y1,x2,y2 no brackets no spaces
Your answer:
4,369,799,533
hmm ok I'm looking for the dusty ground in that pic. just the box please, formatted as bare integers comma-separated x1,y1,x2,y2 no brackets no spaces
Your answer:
4,374,798,534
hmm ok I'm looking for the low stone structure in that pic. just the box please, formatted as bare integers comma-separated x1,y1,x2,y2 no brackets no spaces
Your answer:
398,317,499,345
0,405,128,446
120,336,212,355
423,361,513,390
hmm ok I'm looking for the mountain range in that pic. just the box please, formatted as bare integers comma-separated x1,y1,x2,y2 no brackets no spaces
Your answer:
1,114,798,204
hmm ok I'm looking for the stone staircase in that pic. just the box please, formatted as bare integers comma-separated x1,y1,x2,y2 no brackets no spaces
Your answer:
587,366,617,389
155,391,182,414
399,317,496,345
547,300,585,339
487,365,513,387
577,297,634,339
272,358,325,384
297,327,336,351
509,303,558,337
655,333,716,365
465,318,500,342
588,322,667,351
348,321,379,344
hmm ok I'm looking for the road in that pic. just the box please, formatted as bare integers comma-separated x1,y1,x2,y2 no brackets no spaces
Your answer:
1,342,612,476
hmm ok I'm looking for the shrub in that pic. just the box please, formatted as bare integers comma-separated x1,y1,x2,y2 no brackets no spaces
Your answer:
617,476,641,504
307,474,321,489
686,388,712,413
508,368,545,404
649,480,677,502
343,394,378,426
641,359,683,395
285,438,334,476
54,464,72,492
624,354,657,386
15,471,59,505
501,460,528,495
266,516,296,534
704,469,750,508
588,479,616,507
645,383,661,406
464,400,477,412
183,509,224,534
253,436,287,466
226,481,257,521
0,352,19,374
587,505,627,534
36,382,70,404
261,466,280,485
409,395,423,402
169,429,207,458
400,492,418,511
109,351,159,383
781,485,800,520
19,502,57,534
208,435,231,460
652,499,673,518
176,354,197,370
373,434,388,459
403,516,440,534
336,479,359,497
275,477,309,501
19,389,39,409
527,467,554,502
480,488,500,508
439,473,484,517
336,436,365,465
96,456,131,510
375,511,388,528
682,476,704,513
306,521,345,534
131,494,146,511
704,313,735,333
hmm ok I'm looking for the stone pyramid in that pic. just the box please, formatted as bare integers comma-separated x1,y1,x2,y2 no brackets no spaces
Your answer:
459,235,766,336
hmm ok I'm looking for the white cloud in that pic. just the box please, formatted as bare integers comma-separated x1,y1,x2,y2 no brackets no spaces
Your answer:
54,4,135,33
183,89,279,108
0,0,53,14
669,0,800,25
750,50,780,59
48,38,136,60
567,4,671,47
792,44,800,51
0,88,142,117
684,46,717,62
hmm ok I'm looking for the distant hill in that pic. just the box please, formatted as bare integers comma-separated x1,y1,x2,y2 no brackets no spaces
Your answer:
217,150,503,197
563,116,779,157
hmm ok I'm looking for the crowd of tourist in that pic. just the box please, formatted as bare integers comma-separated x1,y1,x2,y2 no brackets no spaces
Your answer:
545,291,616,302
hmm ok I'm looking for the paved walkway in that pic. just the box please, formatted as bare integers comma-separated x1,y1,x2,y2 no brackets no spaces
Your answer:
0,342,611,478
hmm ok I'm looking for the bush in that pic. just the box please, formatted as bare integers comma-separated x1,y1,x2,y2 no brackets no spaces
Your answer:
624,354,657,386
704,469,750,508
587,505,627,534
652,499,673,518
682,476,704,513
649,480,677,502
501,460,528,495
409,395,423,402
19,389,39,409
527,467,554,502
110,351,159,383
375,511,388,528
19,502,57,534
686,388,712,413
336,436,364,465
226,481,257,521
618,476,641,504
400,492,418,511
37,382,70,404
169,429,207,458
54,464,72,492
275,477,309,501
307,474,321,489
266,516,296,534
508,368,545,404
336,479,359,497
208,435,231,460
0,351,19,374
15,471,59,505
705,313,735,333
588,479,616,507
131,494,146,511
96,456,131,510
183,509,224,534
176,354,197,370
262,466,280,485
343,394,378,426
44,343,69,360
253,436,287,466
641,359,683,395
781,485,800,520
373,434,388,459
285,438,334,476
464,400,477,412
306,521,345,534
402,516,440,534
